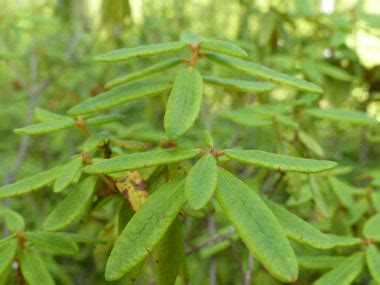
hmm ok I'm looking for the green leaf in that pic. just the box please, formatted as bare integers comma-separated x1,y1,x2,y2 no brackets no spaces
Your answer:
44,177,97,231
14,119,74,135
316,62,352,81
200,39,248,58
83,148,199,174
154,220,185,285
53,156,83,193
314,252,364,285
3,209,25,232
105,58,181,89
20,249,55,285
94,42,187,62
328,177,355,208
306,108,378,125
219,110,272,127
297,255,347,270
86,114,124,126
203,76,276,92
34,108,69,122
0,165,64,199
202,130,214,147
216,168,298,283
105,178,186,281
0,241,17,275
366,245,380,283
205,52,323,93
298,131,325,157
326,234,361,247
225,149,337,173
68,81,171,116
164,67,203,140
363,213,380,241
185,155,218,210
25,231,79,256
264,200,335,249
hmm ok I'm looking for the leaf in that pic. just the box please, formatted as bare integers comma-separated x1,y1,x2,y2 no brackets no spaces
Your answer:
164,67,203,140
68,81,171,116
105,58,181,89
200,39,248,58
298,131,325,157
185,155,218,210
203,76,276,92
3,209,25,232
83,148,199,174
34,108,69,122
326,234,361,247
225,149,337,173
53,156,83,193
86,114,124,126
316,62,352,81
154,220,185,285
115,171,148,211
366,245,380,283
363,213,380,241
264,200,335,249
216,168,298,283
313,252,364,285
94,41,187,62
44,177,97,231
20,249,55,285
14,120,74,135
24,231,79,256
328,177,355,208
205,52,323,93
297,255,347,270
0,165,64,199
219,110,272,127
306,108,378,125
105,178,186,281
0,241,17,275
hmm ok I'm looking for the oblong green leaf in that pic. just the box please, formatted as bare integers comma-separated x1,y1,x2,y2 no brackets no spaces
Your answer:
314,252,364,285
203,76,276,92
206,52,323,93
105,58,181,89
3,209,25,232
86,114,124,126
216,168,298,283
25,231,79,256
68,81,171,116
264,200,335,249
105,178,186,281
298,131,325,157
14,120,74,135
53,156,83,193
225,149,337,173
83,149,199,174
0,165,64,199
306,108,378,125
44,177,97,231
297,255,347,270
366,245,380,283
185,155,218,210
164,67,203,140
200,39,248,58
326,234,362,247
363,213,380,241
0,241,17,275
20,249,55,285
34,108,69,122
94,42,187,62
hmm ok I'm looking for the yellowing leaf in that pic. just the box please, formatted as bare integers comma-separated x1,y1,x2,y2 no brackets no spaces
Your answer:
0,165,64,199
366,245,380,283
94,42,187,62
264,200,335,249
20,249,55,285
53,156,83,193
44,177,97,231
200,39,248,58
14,119,74,135
105,178,186,281
216,168,298,283
185,155,217,210
204,76,276,92
164,67,203,140
363,213,380,241
225,149,337,173
115,171,148,211
314,252,364,285
206,52,323,93
68,81,171,116
83,149,199,174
